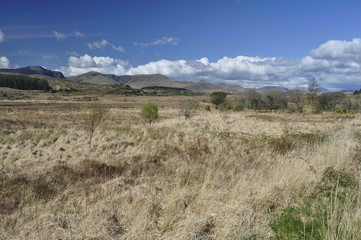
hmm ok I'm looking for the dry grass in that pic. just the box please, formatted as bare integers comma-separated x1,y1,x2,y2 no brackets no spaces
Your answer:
0,93,361,239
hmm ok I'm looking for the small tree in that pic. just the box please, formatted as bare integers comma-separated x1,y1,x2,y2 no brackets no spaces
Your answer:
210,92,227,106
316,92,346,111
141,101,159,127
290,87,304,113
180,99,198,119
308,77,319,99
82,102,108,148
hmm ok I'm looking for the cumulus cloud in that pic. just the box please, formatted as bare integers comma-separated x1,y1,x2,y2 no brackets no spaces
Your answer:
87,39,125,52
0,29,5,43
58,54,129,76
52,31,66,40
58,38,361,90
311,38,361,61
74,30,85,38
134,37,179,46
0,56,10,68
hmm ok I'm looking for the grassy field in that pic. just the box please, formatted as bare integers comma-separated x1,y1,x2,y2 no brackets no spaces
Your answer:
1,90,361,239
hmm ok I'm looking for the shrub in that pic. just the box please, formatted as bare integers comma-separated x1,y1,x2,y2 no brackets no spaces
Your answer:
82,102,108,148
210,92,227,106
180,99,198,119
232,102,244,111
141,101,159,126
316,92,346,111
289,87,305,113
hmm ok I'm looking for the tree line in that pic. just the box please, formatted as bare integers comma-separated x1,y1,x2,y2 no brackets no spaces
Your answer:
210,78,361,113
0,74,51,91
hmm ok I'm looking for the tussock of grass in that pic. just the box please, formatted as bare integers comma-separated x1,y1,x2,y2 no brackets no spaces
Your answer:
271,166,360,240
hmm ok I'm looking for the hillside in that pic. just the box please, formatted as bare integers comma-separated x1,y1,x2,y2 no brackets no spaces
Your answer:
0,66,64,78
178,80,245,93
67,72,183,89
66,71,248,93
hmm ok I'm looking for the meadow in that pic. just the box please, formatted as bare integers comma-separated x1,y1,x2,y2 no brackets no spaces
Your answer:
1,91,361,239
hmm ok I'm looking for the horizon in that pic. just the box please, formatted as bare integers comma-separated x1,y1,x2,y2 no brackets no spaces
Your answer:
2,0,361,90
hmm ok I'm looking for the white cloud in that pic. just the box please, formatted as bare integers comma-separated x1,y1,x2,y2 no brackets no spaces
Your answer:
134,37,179,47
0,56,10,68
42,55,58,60
87,39,125,52
59,54,129,76
88,39,108,49
52,31,66,40
66,51,80,56
0,29,5,43
58,38,361,90
311,38,361,62
75,30,85,38
111,45,125,52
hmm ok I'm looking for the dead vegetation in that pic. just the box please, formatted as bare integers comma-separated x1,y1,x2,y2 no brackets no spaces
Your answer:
0,93,361,239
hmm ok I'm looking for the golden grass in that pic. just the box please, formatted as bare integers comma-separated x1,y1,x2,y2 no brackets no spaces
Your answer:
0,94,360,239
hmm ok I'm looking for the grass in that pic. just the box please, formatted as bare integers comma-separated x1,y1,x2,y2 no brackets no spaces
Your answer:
271,166,360,240
0,128,56,145
0,94,360,239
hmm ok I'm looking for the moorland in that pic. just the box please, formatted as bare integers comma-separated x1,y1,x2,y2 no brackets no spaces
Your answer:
1,68,361,239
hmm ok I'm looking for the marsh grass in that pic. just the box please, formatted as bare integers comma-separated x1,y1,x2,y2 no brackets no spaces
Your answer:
0,128,56,145
1,95,361,239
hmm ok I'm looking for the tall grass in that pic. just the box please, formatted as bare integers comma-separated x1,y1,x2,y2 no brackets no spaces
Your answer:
1,106,360,239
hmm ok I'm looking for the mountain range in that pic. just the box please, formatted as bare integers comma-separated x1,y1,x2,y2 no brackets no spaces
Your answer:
0,66,295,93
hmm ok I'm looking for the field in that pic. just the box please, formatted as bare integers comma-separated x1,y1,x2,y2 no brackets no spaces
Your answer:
1,90,361,239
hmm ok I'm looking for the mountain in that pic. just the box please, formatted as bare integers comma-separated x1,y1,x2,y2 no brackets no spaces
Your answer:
258,86,290,92
125,74,183,89
66,72,251,93
67,71,130,85
67,72,183,89
176,80,244,93
0,66,64,78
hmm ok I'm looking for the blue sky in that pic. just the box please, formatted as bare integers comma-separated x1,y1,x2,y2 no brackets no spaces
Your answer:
1,0,361,90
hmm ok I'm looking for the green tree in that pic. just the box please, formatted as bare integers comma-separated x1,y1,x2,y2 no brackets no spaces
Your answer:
141,101,159,126
210,92,227,106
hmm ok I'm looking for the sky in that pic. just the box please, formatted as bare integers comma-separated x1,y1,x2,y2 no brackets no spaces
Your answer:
1,0,361,90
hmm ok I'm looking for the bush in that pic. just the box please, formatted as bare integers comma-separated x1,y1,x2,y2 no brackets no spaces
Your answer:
316,92,346,111
210,92,227,106
180,99,198,119
141,101,159,126
82,102,108,148
232,102,244,111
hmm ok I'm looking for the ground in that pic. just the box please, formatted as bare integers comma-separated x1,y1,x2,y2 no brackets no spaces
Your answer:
1,89,361,239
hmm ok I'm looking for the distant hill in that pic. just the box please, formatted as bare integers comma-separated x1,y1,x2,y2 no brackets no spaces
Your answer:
67,72,130,86
174,80,244,94
0,66,64,78
66,71,248,93
67,72,183,89
258,86,290,92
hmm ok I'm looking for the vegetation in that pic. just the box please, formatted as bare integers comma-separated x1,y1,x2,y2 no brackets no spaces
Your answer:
210,91,227,106
0,74,50,90
141,86,194,95
1,90,361,239
180,99,198,119
140,101,159,126
81,101,108,148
